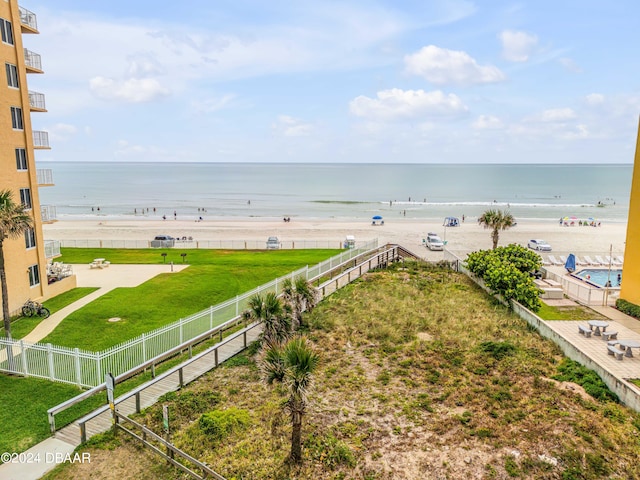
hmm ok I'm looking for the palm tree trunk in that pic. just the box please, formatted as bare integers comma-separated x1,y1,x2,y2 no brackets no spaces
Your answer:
491,230,499,249
290,410,303,463
0,242,11,337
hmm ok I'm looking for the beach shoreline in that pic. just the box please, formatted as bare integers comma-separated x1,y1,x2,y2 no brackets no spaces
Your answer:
43,217,628,257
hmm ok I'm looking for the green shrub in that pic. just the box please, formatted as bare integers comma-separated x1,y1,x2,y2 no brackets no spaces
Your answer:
466,245,542,312
478,341,517,360
552,358,618,402
616,298,640,319
198,407,250,441
304,433,355,469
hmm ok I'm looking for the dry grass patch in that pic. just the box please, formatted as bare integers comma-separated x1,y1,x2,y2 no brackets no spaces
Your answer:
50,262,640,480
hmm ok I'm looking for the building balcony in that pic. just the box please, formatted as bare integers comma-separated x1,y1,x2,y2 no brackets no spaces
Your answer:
24,48,43,73
44,240,61,259
19,6,38,34
37,168,54,186
33,131,50,149
28,91,46,112
41,205,57,223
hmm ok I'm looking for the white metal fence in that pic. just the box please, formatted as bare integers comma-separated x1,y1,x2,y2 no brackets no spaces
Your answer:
0,240,379,387
58,239,361,250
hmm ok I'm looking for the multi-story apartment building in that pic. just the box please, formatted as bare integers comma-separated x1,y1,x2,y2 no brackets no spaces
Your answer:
1,1,74,318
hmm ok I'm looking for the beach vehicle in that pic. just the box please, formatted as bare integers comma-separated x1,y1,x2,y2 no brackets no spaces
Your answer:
527,239,552,251
425,232,444,251
343,235,356,249
151,235,175,248
266,236,281,249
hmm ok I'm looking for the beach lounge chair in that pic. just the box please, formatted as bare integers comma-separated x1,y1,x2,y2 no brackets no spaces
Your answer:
539,256,551,266
583,255,602,266
547,255,564,266
616,255,624,265
575,256,588,266
606,255,623,266
559,255,568,264
594,255,608,265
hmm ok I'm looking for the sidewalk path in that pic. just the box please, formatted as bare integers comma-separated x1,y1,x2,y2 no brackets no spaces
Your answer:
22,263,189,343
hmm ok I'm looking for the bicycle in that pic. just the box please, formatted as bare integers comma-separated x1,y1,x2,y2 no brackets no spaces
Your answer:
22,299,50,318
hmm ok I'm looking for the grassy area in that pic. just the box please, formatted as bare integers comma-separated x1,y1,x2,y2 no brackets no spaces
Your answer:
0,375,80,455
536,301,608,321
41,249,338,351
50,262,640,480
5,288,99,340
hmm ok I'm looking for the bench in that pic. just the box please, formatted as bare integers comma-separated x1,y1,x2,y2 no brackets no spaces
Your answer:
602,331,618,341
607,344,625,361
578,325,592,338
544,278,562,287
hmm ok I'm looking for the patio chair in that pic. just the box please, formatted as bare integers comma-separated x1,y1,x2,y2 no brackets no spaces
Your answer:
594,255,609,265
575,256,588,266
547,255,564,266
582,255,602,266
559,255,568,264
616,255,624,265
605,255,622,266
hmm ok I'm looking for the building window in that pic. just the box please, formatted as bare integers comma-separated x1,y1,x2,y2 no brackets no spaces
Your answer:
5,63,18,88
15,148,27,170
28,264,40,287
11,106,23,130
0,18,13,45
19,187,31,209
25,227,36,249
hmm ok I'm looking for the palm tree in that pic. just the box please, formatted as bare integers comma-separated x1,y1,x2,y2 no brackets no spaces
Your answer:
281,277,319,330
477,209,515,249
262,336,319,463
244,292,291,347
0,189,33,338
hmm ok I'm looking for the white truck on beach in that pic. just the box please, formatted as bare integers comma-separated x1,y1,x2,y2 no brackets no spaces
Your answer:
425,232,444,251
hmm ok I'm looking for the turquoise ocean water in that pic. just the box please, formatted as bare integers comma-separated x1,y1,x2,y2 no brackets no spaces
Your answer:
38,162,632,223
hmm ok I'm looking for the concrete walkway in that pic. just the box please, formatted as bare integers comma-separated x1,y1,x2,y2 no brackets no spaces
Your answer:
23,263,188,343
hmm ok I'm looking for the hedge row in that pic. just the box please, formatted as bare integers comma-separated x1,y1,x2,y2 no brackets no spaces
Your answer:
616,298,640,319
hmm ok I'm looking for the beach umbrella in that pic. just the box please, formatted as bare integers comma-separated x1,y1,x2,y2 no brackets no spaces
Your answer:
372,215,383,220
565,253,576,273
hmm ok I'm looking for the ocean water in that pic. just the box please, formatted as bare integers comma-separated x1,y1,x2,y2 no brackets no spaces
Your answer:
37,162,632,223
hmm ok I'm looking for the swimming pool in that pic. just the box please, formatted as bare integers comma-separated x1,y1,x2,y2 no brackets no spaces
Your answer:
573,269,622,288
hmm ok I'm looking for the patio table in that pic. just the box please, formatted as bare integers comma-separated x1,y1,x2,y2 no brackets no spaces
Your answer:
617,339,640,358
588,320,609,336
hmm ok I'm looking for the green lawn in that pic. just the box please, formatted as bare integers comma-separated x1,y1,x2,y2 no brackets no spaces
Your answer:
0,375,80,455
536,301,608,321
41,249,338,351
5,288,99,340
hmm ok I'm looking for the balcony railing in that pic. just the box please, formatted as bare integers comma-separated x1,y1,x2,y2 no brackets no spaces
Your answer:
41,205,57,223
33,131,50,149
24,48,42,72
19,6,38,31
29,91,46,111
37,168,54,186
44,240,61,259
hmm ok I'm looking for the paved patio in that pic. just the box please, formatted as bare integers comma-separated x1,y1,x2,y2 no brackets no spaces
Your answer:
546,320,640,379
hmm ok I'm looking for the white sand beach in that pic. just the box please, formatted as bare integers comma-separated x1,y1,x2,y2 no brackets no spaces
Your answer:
43,217,628,258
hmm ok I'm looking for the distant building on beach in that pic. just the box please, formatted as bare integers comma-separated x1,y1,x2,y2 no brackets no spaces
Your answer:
621,119,640,305
0,1,75,317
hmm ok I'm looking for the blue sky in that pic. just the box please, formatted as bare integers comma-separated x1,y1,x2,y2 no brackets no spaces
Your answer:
24,0,640,163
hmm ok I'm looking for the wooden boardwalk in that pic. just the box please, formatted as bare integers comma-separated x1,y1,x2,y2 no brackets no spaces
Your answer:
56,325,262,446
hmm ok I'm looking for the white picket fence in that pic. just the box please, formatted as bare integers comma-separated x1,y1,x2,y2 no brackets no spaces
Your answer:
0,240,379,387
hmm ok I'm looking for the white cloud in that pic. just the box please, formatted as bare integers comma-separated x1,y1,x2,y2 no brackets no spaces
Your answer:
46,123,78,142
585,93,605,105
115,140,169,157
193,94,237,113
558,57,582,73
404,45,505,86
499,30,538,62
350,88,468,121
272,115,314,136
89,76,170,103
472,115,503,129
526,108,577,123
